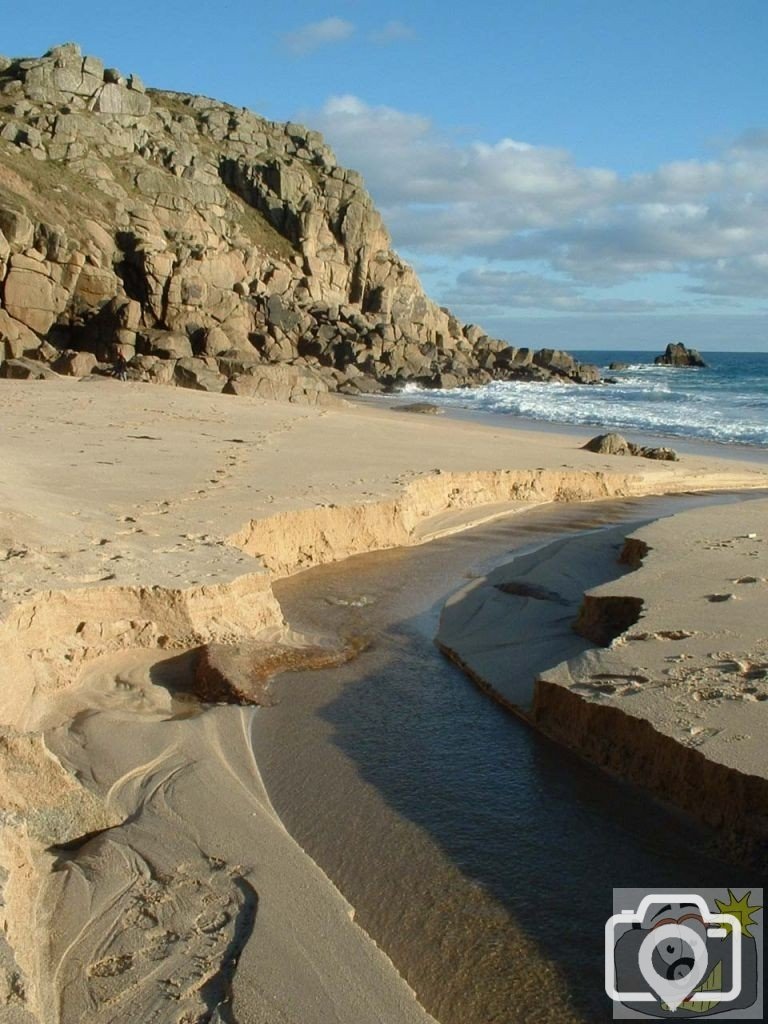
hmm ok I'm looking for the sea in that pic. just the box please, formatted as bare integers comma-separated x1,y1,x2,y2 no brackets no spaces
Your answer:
398,350,768,449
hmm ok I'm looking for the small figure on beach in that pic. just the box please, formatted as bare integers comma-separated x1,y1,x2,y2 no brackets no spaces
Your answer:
112,352,128,381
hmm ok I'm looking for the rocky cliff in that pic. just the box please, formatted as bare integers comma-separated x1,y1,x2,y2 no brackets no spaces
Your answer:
0,44,600,399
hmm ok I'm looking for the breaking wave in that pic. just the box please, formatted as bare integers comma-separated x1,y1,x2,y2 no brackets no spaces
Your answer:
398,351,768,448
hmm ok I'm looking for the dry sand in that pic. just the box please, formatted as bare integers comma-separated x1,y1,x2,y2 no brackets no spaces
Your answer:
1,376,767,1022
535,500,768,857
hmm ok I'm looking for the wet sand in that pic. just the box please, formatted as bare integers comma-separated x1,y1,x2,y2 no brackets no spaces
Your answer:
363,393,768,467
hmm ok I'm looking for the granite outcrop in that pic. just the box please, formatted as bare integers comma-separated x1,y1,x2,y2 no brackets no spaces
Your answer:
654,342,707,368
0,44,600,401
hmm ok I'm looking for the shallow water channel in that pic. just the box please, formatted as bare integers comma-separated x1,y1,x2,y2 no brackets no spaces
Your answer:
251,493,759,1023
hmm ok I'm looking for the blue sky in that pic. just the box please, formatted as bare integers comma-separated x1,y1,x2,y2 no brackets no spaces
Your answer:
4,1,768,350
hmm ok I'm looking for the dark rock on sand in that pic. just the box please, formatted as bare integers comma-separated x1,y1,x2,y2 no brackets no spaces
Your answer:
192,639,365,705
583,432,679,462
583,432,634,456
398,402,445,415
640,446,678,461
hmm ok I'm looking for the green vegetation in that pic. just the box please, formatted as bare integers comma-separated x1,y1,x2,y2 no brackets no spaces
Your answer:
0,140,117,234
227,191,296,260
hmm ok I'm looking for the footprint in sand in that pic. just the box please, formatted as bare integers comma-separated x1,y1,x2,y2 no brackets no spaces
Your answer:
81,860,257,1023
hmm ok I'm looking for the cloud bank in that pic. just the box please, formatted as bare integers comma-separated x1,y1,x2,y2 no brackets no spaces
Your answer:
309,96,768,324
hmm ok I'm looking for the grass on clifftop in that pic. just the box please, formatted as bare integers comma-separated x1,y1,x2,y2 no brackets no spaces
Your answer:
0,141,117,234
228,194,297,260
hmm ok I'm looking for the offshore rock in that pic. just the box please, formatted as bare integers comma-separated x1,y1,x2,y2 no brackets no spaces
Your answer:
654,342,707,368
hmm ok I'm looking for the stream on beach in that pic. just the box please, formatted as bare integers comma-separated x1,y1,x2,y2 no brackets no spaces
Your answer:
251,491,763,1024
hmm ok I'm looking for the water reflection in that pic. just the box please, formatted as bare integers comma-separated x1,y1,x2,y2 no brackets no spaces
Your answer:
253,495,756,1023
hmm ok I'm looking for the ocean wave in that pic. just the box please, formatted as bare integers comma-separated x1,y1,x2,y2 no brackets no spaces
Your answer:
397,379,768,447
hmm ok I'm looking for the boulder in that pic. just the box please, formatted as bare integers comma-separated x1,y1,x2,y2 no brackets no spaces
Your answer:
140,330,194,360
503,363,553,383
534,348,576,375
147,359,177,385
571,362,602,384
224,364,329,404
463,324,485,345
338,375,385,395
398,402,444,415
0,336,24,361
199,325,234,357
421,371,462,390
173,357,227,392
215,351,261,377
53,350,98,377
265,332,299,362
112,297,142,331
0,309,40,357
0,357,59,380
192,643,272,705
266,294,302,333
582,433,634,456
583,432,679,462
638,446,678,461
3,256,69,334
0,206,34,248
74,264,120,308
608,362,629,371
27,340,59,363
112,342,136,364
532,348,601,383
92,82,151,116
654,343,707,368
191,640,357,704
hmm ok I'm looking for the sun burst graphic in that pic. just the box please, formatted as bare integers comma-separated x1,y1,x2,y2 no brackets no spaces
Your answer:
714,889,762,937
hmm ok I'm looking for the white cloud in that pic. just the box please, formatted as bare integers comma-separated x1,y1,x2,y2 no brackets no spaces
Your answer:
282,17,355,56
444,268,674,314
307,94,768,310
686,253,768,297
500,195,768,285
313,96,614,214
369,20,415,44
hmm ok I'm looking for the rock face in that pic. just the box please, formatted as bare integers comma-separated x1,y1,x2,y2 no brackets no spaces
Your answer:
583,433,678,461
654,342,707,368
0,44,600,398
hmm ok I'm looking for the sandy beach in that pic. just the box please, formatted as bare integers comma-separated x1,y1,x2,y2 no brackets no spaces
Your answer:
1,376,767,1023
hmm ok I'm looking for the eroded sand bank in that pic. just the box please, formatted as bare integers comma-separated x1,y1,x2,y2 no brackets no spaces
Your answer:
437,499,768,859
1,377,767,1021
